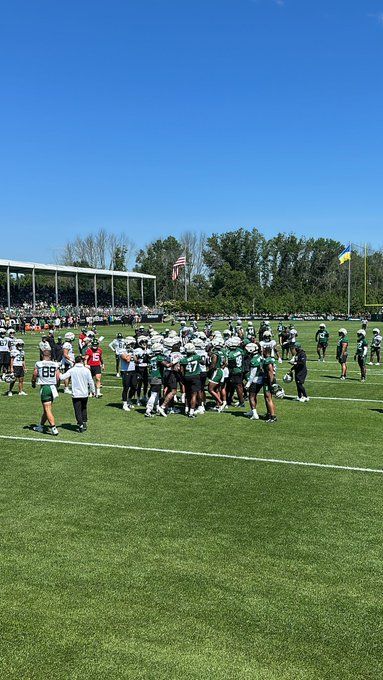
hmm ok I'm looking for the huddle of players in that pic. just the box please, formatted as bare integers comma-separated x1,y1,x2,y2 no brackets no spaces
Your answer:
108,321,286,422
314,323,382,381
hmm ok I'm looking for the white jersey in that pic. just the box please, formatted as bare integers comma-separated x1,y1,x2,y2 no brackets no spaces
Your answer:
289,329,298,342
133,347,148,367
35,360,59,385
372,334,382,349
109,338,126,353
198,349,208,372
62,342,75,362
260,339,277,357
11,348,25,367
0,336,8,353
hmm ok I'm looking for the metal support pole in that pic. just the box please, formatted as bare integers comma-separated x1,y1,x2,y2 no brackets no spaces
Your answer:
94,273,98,308
32,267,36,311
75,272,79,309
153,278,157,308
127,276,130,309
111,274,115,311
141,277,144,307
55,270,59,307
6,266,11,311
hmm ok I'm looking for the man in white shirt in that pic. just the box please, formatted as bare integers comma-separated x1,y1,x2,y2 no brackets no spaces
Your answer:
60,356,96,432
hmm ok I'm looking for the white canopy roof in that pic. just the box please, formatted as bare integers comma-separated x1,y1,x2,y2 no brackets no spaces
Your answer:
0,259,155,279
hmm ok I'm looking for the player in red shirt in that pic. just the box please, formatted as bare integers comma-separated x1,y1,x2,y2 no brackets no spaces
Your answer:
85,339,104,398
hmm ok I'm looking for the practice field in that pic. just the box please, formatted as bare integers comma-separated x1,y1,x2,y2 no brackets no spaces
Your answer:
1,321,382,679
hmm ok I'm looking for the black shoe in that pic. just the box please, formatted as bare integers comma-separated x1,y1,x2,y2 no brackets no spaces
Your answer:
78,425,84,433
266,416,277,424
83,423,87,431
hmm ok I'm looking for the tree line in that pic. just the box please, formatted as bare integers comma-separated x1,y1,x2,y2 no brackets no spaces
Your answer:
2,228,382,314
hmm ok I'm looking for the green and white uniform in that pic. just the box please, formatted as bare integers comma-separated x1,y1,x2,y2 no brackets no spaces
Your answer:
209,350,225,384
261,356,276,393
35,360,59,402
336,336,349,361
227,348,244,376
316,330,329,346
179,354,203,377
356,338,368,363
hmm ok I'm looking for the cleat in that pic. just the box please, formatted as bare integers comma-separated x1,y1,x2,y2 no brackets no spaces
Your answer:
50,427,59,436
78,425,84,433
188,413,196,418
145,411,154,418
33,425,44,433
18,391,27,396
64,387,72,394
266,416,277,424
122,402,130,412
83,423,88,431
7,391,13,397
157,406,167,418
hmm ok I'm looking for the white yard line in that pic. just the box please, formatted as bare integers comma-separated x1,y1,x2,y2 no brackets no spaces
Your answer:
0,434,382,475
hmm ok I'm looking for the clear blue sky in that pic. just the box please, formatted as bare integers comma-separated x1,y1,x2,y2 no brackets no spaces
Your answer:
1,0,382,263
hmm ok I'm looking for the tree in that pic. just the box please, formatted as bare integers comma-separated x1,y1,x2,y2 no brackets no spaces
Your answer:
135,236,183,302
58,229,135,270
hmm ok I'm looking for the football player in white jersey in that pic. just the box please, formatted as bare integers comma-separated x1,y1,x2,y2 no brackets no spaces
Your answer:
0,328,10,379
62,332,75,393
8,339,27,396
260,330,282,363
369,328,382,365
109,333,126,377
31,349,61,435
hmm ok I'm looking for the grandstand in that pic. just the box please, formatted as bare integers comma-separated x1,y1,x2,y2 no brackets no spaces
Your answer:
0,259,156,312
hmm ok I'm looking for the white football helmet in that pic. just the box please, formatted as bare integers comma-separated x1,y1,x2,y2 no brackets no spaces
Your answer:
65,332,75,341
245,343,257,354
357,329,366,337
151,343,163,353
339,328,347,336
372,328,380,334
185,342,195,354
125,336,136,345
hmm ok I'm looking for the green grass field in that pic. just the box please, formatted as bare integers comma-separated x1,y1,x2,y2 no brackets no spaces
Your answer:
1,320,382,679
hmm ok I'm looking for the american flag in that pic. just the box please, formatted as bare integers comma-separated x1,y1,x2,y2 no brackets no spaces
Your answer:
172,255,186,281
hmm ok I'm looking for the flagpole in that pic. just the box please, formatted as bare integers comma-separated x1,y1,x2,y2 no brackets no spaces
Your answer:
184,260,187,302
347,245,351,317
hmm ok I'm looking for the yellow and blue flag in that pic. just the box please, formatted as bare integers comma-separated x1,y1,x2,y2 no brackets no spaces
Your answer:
338,244,351,265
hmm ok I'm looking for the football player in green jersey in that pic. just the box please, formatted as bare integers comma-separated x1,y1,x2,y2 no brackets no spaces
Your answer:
226,336,245,408
354,329,368,382
179,342,203,418
315,323,329,361
145,343,170,417
336,329,349,380
208,337,227,411
244,343,263,420
262,346,277,423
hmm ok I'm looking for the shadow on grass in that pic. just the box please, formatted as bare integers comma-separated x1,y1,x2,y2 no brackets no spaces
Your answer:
60,423,81,432
322,374,360,381
369,408,383,414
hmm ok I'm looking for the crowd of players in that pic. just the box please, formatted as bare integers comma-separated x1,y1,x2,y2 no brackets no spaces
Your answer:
0,318,381,435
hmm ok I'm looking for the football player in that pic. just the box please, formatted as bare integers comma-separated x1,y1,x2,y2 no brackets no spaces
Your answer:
62,332,76,393
31,349,60,435
117,339,137,411
109,332,125,377
208,337,227,412
0,328,10,380
369,328,382,366
134,336,150,405
354,329,368,382
315,323,329,362
145,343,169,417
260,330,282,363
8,339,27,396
85,339,104,397
244,343,263,420
261,346,277,423
226,336,245,408
179,342,203,418
336,328,349,380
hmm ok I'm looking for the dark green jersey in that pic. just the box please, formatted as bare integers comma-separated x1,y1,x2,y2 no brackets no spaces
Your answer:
180,354,202,376
227,348,244,375
316,330,329,345
356,339,368,357
336,337,348,358
149,353,167,379
211,350,225,369
261,356,275,383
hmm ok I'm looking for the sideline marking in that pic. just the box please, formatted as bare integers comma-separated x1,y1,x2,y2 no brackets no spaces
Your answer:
0,435,382,475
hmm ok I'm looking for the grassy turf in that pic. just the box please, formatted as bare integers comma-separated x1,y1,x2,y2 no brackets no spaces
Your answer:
0,321,382,679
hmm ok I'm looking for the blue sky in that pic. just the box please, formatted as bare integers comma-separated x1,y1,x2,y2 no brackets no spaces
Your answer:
1,0,382,263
